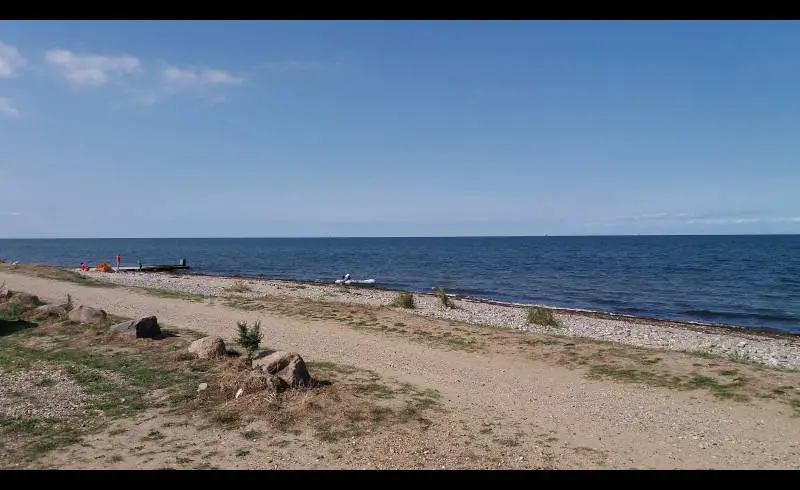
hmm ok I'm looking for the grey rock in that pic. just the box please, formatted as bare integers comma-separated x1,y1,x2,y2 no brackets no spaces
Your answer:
252,351,311,388
110,316,161,338
188,336,227,359
68,305,107,325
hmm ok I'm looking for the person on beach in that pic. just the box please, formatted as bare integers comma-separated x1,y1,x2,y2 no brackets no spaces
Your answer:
342,273,351,282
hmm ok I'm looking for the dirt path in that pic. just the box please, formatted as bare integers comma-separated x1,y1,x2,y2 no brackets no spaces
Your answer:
2,272,799,469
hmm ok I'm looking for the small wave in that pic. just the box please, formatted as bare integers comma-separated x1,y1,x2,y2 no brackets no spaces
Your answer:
683,309,800,324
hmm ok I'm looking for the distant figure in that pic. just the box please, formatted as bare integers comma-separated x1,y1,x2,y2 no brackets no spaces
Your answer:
180,258,187,267
79,262,89,271
342,273,351,281
115,255,121,268
138,259,143,270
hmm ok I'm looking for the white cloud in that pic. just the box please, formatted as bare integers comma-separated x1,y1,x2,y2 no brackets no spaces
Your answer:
0,211,21,216
162,66,242,90
0,97,19,118
45,49,141,86
0,42,26,77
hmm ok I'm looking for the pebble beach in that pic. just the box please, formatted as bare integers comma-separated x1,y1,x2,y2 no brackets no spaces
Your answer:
77,270,800,370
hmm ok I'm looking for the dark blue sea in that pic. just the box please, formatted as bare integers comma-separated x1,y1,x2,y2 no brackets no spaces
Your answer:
1,236,798,333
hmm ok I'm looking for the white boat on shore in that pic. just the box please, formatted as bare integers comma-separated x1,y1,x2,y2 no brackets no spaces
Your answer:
334,278,376,285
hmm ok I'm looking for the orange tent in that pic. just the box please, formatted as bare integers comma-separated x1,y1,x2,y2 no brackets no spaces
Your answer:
95,261,113,272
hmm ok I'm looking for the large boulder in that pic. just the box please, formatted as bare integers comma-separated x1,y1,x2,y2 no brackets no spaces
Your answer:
188,336,227,359
110,316,161,339
34,303,68,319
68,305,107,324
252,351,311,387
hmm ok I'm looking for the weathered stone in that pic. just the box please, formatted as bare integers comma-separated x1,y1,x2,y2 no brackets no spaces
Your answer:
252,351,311,387
68,305,107,325
188,336,227,359
8,292,40,309
110,316,161,339
33,304,68,318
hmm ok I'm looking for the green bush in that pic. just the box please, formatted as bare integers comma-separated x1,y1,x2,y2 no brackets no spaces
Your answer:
391,292,415,309
236,320,263,359
526,306,561,327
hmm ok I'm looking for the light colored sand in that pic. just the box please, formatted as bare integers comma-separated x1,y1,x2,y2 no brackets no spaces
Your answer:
3,271,800,469
80,270,800,370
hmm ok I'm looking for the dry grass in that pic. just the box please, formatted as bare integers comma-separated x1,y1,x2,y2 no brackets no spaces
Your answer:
0,287,444,466
224,280,252,294
390,292,415,309
0,264,114,288
526,306,561,327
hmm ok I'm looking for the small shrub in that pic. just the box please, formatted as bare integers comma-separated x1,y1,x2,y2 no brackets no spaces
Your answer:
226,280,252,293
526,306,561,327
236,320,263,359
0,304,21,321
435,288,454,309
391,292,415,309
65,293,74,311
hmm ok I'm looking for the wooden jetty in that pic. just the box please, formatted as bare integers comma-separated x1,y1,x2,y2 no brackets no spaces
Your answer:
116,259,190,273
117,264,190,273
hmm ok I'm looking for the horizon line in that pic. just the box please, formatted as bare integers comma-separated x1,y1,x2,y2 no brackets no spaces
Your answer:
1,233,799,240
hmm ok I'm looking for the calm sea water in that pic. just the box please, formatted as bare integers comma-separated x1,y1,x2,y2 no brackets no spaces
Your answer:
1,236,798,332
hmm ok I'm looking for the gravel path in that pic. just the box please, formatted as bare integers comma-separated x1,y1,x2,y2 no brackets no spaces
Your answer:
4,271,800,469
80,271,800,370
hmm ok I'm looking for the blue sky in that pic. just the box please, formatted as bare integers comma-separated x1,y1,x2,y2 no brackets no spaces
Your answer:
1,20,798,238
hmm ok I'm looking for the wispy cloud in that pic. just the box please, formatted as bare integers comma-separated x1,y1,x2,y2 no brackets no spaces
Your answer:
0,211,21,217
162,65,242,90
44,49,141,86
0,97,19,118
626,211,800,226
0,42,26,78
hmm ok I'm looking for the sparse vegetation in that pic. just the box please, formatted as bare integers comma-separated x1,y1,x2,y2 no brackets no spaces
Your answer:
0,303,22,322
235,320,263,360
435,288,455,309
65,293,74,311
0,264,113,288
526,306,561,327
225,280,252,294
391,292,415,309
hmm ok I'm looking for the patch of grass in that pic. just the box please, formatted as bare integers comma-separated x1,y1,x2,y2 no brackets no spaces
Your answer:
210,410,241,428
225,280,252,294
435,288,455,309
0,304,22,322
390,292,415,309
354,381,396,399
234,448,250,457
0,264,115,288
526,306,561,328
142,288,206,302
35,377,55,387
589,364,750,402
718,370,739,377
108,454,124,463
242,429,262,440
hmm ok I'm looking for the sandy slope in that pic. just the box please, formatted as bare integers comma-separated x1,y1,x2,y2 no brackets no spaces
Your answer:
2,271,799,469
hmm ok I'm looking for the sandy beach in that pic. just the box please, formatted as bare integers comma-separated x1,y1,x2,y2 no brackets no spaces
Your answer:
77,269,800,370
1,265,800,469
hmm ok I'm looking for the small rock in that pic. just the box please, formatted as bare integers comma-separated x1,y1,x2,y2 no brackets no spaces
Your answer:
68,305,107,325
188,336,227,359
110,316,161,338
198,383,208,392
252,351,311,387
235,388,244,399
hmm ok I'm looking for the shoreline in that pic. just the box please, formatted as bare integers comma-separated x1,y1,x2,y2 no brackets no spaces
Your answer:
154,268,798,340
70,267,800,370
